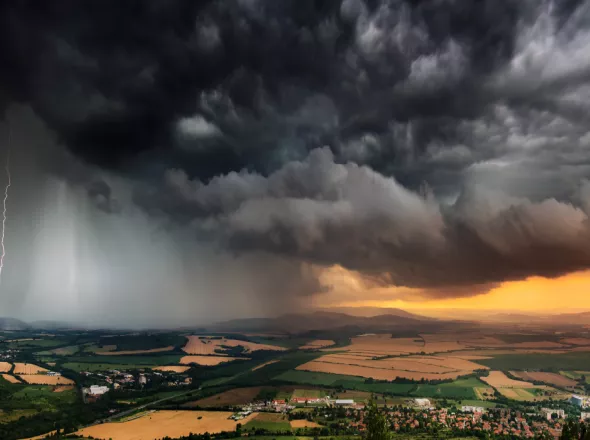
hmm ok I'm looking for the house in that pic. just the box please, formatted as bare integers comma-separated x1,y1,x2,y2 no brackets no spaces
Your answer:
571,395,585,407
414,398,431,407
462,406,485,413
88,385,109,396
334,399,354,406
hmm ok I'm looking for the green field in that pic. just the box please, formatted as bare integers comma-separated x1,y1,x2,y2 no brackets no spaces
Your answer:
62,362,158,372
0,409,37,423
274,370,365,386
275,370,416,395
244,414,291,432
478,352,590,370
64,354,182,366
11,385,78,410
98,333,187,351
36,344,82,356
459,399,498,409
410,377,484,399
6,339,69,349
292,389,324,398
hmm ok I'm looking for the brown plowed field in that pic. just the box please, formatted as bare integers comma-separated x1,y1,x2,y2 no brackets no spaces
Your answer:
291,420,323,428
186,387,262,407
510,371,578,388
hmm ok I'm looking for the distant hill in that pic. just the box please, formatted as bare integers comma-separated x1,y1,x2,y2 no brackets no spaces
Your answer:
325,306,434,320
0,317,30,331
478,311,590,325
209,310,444,334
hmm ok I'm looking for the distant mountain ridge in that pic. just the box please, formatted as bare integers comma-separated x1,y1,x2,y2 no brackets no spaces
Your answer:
209,310,439,333
0,317,30,331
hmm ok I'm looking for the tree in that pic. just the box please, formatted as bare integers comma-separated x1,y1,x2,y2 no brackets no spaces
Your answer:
365,398,391,440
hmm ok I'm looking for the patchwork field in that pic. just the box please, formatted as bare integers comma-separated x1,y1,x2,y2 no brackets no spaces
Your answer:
480,371,565,401
300,340,335,350
153,366,191,373
77,410,256,440
183,336,287,355
19,375,75,385
97,346,174,356
180,355,241,366
561,371,590,383
510,371,578,388
14,363,48,375
1,374,20,383
481,371,534,388
0,361,11,372
296,353,487,381
186,387,262,407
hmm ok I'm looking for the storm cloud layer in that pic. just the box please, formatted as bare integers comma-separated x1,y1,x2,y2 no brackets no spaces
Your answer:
2,0,590,320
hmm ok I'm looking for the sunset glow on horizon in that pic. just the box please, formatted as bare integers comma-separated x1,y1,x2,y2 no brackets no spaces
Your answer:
314,266,590,316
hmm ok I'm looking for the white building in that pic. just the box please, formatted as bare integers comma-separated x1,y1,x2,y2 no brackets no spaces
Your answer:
461,406,485,413
571,395,586,407
89,385,109,396
414,398,431,407
334,399,354,406
139,374,147,385
540,408,565,421
581,412,590,420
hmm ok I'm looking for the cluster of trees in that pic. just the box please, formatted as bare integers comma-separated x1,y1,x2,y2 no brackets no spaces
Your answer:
561,420,590,440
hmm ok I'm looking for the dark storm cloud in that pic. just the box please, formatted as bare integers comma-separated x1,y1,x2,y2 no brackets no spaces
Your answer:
136,147,590,296
3,0,590,301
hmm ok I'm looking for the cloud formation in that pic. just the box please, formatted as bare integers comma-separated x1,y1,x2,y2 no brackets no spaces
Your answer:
2,0,590,320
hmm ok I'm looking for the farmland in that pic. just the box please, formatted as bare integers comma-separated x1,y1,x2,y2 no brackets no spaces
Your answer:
185,387,263,407
77,410,256,439
477,352,590,370
510,371,578,388
244,412,291,432
183,335,287,355
180,355,242,365
0,361,11,372
18,374,75,385
14,363,48,375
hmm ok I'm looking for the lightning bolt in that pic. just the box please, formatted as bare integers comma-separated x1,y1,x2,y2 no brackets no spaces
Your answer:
0,132,10,285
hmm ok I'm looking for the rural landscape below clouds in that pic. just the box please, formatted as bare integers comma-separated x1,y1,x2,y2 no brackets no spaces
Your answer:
1,0,590,439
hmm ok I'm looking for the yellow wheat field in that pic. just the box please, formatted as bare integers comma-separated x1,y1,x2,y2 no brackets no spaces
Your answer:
481,371,535,388
179,355,241,366
19,375,75,385
0,362,11,373
153,366,191,373
291,420,323,428
2,374,20,383
183,336,286,355
13,363,48,375
77,410,257,440
300,340,335,349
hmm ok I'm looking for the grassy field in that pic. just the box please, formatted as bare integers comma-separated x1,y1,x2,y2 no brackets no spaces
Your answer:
0,409,38,423
62,362,157,372
410,377,485,399
98,333,187,351
11,385,78,410
478,352,590,370
292,389,324,398
244,413,291,432
459,399,499,408
6,339,69,349
63,354,182,368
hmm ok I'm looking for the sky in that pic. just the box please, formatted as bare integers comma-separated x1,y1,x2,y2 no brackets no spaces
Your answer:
2,0,590,326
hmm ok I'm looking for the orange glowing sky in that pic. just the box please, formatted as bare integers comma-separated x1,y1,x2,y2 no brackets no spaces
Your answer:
311,266,590,316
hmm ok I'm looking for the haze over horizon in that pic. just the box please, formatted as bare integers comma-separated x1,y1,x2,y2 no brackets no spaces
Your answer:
3,0,590,327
